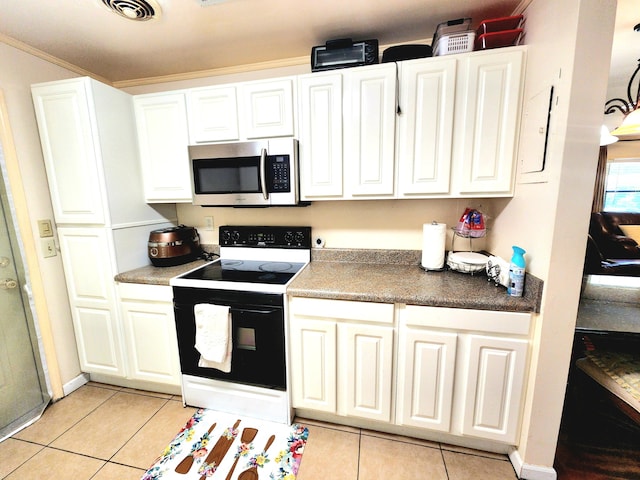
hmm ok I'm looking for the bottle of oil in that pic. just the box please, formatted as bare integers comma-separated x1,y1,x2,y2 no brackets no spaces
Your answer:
508,246,526,297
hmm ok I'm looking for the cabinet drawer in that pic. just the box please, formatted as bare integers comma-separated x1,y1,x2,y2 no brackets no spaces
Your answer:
289,297,394,324
402,305,531,335
118,283,172,302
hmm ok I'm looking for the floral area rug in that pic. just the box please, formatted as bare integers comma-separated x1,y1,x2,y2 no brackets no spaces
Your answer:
142,409,308,480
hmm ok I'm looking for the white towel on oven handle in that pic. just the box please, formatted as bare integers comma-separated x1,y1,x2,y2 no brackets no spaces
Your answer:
194,304,232,372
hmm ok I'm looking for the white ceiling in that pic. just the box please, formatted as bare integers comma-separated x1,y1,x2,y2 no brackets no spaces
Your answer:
0,0,524,83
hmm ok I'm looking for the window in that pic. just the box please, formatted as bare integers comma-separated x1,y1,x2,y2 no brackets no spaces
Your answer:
603,159,640,212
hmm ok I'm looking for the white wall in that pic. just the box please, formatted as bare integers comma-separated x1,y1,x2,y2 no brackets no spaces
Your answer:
488,0,616,474
177,199,492,251
0,42,82,397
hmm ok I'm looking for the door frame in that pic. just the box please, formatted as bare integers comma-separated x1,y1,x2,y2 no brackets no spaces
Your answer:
0,90,59,397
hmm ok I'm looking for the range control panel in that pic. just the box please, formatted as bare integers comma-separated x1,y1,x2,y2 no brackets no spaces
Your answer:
219,226,312,249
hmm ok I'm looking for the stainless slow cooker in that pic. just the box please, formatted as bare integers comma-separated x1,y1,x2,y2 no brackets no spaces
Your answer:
148,225,201,267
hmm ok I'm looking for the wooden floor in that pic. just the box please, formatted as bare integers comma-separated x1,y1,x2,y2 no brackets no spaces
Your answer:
554,342,640,479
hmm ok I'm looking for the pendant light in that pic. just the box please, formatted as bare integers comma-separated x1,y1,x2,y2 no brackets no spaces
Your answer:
605,24,640,140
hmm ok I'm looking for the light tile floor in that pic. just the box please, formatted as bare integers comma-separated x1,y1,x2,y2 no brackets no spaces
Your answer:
0,383,517,479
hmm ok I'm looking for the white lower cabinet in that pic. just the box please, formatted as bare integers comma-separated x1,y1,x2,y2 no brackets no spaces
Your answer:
396,327,457,432
398,305,531,445
58,227,125,377
289,297,531,446
288,297,394,422
118,283,181,387
460,334,528,443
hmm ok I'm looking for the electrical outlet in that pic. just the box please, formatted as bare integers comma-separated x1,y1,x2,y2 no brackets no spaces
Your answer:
41,238,57,258
204,216,214,231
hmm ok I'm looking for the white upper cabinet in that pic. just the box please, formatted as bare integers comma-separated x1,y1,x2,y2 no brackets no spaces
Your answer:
396,57,457,196
297,72,343,199
185,77,295,143
240,78,295,139
296,46,526,201
343,63,397,198
32,77,174,225
134,92,192,203
452,48,525,196
186,86,239,144
32,79,108,225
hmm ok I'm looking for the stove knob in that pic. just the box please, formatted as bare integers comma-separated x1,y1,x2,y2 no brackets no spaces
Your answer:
232,231,240,243
284,231,294,243
221,230,231,243
294,231,305,244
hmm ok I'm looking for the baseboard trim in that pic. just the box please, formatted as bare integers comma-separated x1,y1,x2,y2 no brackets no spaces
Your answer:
62,373,89,396
509,450,557,480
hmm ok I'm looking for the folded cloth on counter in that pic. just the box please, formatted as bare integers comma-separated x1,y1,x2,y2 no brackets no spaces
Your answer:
194,304,232,373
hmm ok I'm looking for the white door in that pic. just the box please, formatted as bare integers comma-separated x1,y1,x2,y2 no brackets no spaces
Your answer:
397,57,457,196
31,79,107,224
120,297,180,385
454,49,524,195
339,322,393,422
396,327,457,431
241,78,295,138
58,227,125,377
462,334,528,444
298,73,344,199
343,64,396,198
187,86,239,143
134,93,192,203
289,318,337,413
0,135,49,437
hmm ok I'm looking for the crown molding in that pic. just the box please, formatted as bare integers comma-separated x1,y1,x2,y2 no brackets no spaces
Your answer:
0,33,112,85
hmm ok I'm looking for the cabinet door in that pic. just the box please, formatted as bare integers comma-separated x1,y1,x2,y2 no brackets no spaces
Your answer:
120,298,180,386
298,73,343,199
289,318,337,413
58,227,125,377
187,86,239,143
462,334,528,444
344,64,396,198
339,322,393,422
31,79,107,224
454,49,524,195
241,78,295,138
133,93,192,203
396,327,457,431
397,58,456,196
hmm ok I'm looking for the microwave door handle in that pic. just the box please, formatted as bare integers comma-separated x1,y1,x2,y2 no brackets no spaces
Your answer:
259,148,269,200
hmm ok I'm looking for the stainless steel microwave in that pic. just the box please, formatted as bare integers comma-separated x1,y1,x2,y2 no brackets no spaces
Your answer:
189,138,303,207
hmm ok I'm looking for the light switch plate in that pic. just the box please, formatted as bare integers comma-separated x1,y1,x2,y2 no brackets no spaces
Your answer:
41,238,57,258
38,219,54,238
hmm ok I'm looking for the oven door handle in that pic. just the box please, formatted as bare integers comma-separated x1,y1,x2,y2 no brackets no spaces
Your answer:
259,148,269,201
231,307,279,316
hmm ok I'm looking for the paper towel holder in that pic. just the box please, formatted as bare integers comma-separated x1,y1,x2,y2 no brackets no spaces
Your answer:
420,221,447,272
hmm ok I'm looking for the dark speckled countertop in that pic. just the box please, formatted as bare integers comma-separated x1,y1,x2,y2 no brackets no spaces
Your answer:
289,249,542,313
114,247,542,313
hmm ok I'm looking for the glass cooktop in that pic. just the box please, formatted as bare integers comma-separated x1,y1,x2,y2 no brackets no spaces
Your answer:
179,258,307,286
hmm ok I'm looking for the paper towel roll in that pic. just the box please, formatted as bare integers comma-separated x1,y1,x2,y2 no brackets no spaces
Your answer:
421,222,447,270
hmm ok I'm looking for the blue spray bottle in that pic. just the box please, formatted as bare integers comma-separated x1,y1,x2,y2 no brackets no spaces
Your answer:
508,246,526,297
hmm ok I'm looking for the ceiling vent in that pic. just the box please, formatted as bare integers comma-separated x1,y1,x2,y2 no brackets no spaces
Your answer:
195,0,229,6
101,0,161,21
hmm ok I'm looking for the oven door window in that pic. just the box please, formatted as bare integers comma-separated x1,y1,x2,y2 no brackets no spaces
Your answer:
193,156,260,194
174,302,286,390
